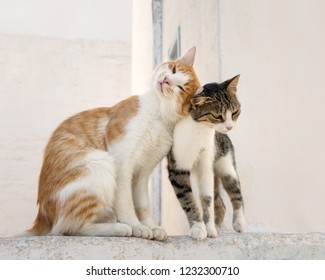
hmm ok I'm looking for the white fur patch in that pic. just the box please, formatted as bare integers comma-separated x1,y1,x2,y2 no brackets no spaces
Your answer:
108,91,180,228
58,150,116,207
189,221,207,240
173,116,215,169
215,152,238,179
215,110,236,134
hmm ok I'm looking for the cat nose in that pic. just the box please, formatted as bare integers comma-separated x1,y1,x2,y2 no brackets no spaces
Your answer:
162,77,170,85
226,126,233,131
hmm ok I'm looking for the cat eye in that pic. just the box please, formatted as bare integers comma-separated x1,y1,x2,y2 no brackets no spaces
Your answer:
215,115,224,122
178,85,186,92
172,66,176,74
232,110,240,116
208,114,223,122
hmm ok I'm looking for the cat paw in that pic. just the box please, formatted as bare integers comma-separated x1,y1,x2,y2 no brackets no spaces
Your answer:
152,227,168,241
206,222,218,238
189,222,207,241
115,223,133,237
233,218,246,233
233,210,246,233
132,225,153,239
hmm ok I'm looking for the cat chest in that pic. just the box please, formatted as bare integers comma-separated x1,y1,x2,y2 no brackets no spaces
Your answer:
112,118,173,168
173,120,215,169
139,123,171,152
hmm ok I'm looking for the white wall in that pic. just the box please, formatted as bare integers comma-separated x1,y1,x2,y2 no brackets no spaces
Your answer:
131,0,153,94
220,0,325,233
0,0,132,41
159,0,325,234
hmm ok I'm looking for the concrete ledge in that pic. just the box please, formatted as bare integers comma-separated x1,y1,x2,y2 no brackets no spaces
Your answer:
1,232,325,260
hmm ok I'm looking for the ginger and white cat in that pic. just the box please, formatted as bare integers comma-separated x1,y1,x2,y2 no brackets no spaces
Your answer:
28,47,200,240
167,75,246,240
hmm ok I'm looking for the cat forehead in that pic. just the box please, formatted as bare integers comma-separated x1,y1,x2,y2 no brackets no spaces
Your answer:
203,82,226,93
159,62,191,82
160,61,193,71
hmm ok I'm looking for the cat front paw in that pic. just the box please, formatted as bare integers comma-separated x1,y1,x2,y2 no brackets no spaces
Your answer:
233,209,246,233
115,223,133,237
152,227,168,241
206,222,218,238
132,225,153,239
189,222,207,241
233,218,246,233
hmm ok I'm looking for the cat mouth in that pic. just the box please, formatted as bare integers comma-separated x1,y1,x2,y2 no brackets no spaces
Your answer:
157,81,171,95
159,82,164,92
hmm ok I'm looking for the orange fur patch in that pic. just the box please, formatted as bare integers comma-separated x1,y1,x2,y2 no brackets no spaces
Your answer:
29,96,140,235
168,60,201,116
105,95,140,144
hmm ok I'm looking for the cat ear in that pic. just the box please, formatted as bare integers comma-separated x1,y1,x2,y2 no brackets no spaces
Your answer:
177,46,196,66
195,87,204,95
190,96,212,109
226,74,240,95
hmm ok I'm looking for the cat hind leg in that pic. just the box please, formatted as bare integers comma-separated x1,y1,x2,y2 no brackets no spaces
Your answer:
51,150,129,236
78,222,132,237
214,174,226,233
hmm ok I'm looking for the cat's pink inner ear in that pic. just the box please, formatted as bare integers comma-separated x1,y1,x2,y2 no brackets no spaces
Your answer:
190,97,199,109
191,96,209,108
178,46,196,66
227,74,240,95
195,87,204,95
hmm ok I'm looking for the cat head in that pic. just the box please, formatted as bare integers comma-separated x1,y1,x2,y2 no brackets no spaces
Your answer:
189,75,241,134
153,47,201,116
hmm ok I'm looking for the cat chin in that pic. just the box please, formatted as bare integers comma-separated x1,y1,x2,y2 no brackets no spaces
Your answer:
215,129,229,135
156,85,177,99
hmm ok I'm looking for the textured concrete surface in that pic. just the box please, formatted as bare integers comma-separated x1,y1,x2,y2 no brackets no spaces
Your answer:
1,233,324,260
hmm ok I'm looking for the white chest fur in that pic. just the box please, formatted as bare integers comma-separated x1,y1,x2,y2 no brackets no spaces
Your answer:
172,116,216,170
109,92,176,175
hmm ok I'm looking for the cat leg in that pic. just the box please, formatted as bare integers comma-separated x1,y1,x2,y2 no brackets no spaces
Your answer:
115,172,153,239
77,223,132,237
167,152,207,241
221,175,246,232
50,150,133,237
195,154,218,238
52,205,133,237
133,173,167,241
214,173,226,233
216,152,246,232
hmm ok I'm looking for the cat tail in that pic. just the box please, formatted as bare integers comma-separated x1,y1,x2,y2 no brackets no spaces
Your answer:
11,212,50,237
27,150,118,236
27,210,53,236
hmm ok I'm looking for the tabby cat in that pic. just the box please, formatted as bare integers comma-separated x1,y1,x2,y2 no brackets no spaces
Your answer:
167,75,246,240
28,47,200,240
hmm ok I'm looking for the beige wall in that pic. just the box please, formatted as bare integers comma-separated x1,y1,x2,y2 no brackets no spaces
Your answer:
159,0,325,234
0,0,132,41
131,0,153,94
